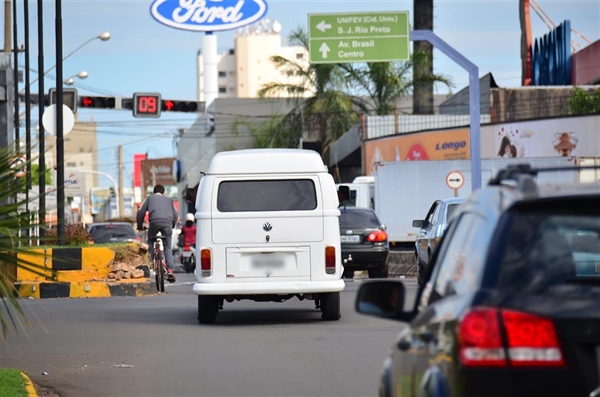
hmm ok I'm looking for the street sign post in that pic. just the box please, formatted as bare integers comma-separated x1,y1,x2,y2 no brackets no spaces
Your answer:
308,11,410,64
446,170,465,197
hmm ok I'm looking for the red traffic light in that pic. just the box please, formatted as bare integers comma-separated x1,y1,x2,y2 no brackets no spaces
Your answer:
164,100,174,111
82,97,94,107
78,96,116,109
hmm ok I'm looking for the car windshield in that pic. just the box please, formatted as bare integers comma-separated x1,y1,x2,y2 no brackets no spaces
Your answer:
339,209,380,228
496,198,600,297
89,224,137,243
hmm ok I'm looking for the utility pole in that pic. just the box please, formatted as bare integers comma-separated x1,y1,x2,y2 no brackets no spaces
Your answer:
4,0,10,54
118,145,124,218
38,0,46,238
413,0,434,115
55,0,65,245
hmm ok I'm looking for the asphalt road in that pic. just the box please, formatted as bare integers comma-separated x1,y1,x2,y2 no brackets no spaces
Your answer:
0,275,418,397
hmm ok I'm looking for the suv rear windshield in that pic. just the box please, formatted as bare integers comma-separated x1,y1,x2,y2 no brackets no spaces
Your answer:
495,198,600,296
89,224,137,243
217,179,317,212
339,208,380,228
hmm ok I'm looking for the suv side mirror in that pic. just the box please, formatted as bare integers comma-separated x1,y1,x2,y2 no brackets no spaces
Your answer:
355,280,414,322
412,219,425,228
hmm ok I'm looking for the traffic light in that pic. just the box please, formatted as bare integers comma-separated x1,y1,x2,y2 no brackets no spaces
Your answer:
79,96,116,109
49,87,78,113
133,92,161,118
162,99,204,113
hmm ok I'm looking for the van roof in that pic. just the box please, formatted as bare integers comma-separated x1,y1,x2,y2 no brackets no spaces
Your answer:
207,149,328,175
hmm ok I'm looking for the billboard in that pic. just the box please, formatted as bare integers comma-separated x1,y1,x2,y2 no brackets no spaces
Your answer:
141,158,177,199
364,127,470,175
363,115,600,176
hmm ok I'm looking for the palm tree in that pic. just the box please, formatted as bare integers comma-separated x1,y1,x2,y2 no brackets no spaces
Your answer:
257,27,358,161
341,52,454,116
0,147,48,341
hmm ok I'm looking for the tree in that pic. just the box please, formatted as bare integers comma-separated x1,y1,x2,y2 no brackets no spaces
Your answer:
567,87,600,115
341,53,454,116
0,148,48,341
18,163,52,193
257,27,358,160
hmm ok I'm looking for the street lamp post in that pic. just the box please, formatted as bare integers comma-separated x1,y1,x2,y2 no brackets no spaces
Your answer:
64,70,88,86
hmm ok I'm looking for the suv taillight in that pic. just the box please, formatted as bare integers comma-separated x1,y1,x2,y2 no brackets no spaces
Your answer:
367,230,387,242
200,248,211,277
458,308,564,368
325,246,335,274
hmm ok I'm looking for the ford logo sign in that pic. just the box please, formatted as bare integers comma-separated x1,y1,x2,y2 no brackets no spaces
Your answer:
150,0,268,32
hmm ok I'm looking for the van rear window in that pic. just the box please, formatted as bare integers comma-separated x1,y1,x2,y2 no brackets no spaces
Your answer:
217,179,317,212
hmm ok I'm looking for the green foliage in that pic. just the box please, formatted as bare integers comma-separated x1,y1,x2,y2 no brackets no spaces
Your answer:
253,26,455,159
44,223,91,246
567,87,600,115
16,163,52,194
0,146,54,341
0,368,28,397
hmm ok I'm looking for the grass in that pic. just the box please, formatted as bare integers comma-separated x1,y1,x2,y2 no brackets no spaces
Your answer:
0,368,29,397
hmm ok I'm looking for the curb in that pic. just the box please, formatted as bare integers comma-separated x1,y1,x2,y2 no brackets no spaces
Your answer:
14,279,156,299
21,372,39,397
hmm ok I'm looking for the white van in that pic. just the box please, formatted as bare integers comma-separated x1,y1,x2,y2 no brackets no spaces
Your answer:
193,149,345,323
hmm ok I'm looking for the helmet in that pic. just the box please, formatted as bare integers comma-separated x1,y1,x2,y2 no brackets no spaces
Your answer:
186,213,195,222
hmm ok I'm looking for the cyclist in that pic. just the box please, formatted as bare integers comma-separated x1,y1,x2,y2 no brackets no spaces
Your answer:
136,184,179,283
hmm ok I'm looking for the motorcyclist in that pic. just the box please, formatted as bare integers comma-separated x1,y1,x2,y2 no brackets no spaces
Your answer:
181,213,196,248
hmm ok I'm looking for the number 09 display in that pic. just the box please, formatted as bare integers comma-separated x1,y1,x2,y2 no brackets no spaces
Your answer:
133,93,161,118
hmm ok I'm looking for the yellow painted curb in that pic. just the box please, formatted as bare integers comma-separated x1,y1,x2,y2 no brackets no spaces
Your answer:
21,372,39,397
69,282,111,298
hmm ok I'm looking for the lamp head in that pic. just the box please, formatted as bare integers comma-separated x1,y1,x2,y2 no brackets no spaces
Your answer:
77,71,89,79
64,78,74,86
99,31,111,41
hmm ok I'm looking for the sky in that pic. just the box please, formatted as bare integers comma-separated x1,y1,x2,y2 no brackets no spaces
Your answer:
3,0,599,189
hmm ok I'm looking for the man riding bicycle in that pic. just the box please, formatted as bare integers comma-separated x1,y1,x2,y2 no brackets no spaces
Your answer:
136,184,179,283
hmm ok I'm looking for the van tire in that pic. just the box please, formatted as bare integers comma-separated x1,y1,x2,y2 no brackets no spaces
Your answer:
320,292,341,321
198,296,218,324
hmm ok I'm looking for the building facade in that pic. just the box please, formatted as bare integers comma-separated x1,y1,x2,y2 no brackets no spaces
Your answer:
197,20,312,100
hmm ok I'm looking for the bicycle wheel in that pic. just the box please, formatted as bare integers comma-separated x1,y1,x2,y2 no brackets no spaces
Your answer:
155,249,165,292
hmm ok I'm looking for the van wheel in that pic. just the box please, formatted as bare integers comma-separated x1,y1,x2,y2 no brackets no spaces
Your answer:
368,262,389,279
198,296,218,324
320,292,341,321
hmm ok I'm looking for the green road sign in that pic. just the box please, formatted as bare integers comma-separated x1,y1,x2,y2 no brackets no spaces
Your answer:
308,11,410,64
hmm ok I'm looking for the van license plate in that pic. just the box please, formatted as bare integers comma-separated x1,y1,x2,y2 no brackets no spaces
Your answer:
252,258,284,269
341,235,360,243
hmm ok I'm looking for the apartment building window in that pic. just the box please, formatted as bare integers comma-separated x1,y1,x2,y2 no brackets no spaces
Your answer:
219,86,227,93
228,71,235,76
229,87,235,92
218,71,227,78
66,162,76,167
296,53,304,59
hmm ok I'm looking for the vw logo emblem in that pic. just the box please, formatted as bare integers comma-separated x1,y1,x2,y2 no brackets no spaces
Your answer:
262,222,273,232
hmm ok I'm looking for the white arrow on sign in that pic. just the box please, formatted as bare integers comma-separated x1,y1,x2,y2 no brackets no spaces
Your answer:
316,20,332,32
319,42,331,58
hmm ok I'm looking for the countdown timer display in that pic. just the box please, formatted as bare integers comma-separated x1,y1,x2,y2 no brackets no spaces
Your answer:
133,93,162,118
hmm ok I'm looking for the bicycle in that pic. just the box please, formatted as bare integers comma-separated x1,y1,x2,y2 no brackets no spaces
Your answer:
151,231,167,292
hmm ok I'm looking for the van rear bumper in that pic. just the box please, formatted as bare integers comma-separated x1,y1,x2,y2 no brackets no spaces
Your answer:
192,280,345,295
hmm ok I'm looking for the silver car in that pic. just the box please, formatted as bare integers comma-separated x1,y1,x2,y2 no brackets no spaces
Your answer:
412,197,464,285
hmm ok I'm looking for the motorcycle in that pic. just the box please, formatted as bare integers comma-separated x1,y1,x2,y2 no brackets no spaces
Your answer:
181,244,196,273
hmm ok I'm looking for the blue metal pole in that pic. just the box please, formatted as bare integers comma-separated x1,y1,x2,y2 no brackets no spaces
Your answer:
410,30,482,190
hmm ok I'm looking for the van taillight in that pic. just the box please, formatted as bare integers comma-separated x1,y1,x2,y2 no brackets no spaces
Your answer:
458,308,564,367
367,230,387,242
325,246,335,274
200,249,211,277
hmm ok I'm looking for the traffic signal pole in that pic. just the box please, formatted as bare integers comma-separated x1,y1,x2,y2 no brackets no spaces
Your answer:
55,0,65,245
37,0,46,238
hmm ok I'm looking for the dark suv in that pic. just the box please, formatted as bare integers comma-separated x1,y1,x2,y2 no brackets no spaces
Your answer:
355,164,600,397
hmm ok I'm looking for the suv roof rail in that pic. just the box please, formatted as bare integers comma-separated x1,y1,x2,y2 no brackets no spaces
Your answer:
489,163,600,195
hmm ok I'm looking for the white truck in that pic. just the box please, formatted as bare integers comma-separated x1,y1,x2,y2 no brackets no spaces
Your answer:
338,157,600,249
335,176,375,209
